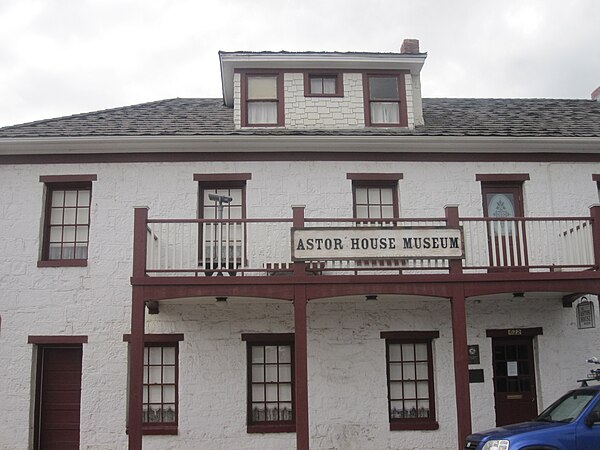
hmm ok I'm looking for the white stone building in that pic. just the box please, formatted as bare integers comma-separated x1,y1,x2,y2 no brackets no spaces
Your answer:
1,39,600,450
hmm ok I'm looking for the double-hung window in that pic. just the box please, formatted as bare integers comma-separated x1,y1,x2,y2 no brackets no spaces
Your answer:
380,331,439,430
39,175,97,267
242,333,295,433
364,73,408,127
242,73,283,126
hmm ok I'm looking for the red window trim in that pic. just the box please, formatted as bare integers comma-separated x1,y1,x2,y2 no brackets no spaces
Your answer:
592,174,600,182
124,335,183,435
243,333,296,433
363,71,409,128
381,331,439,431
303,71,344,98
194,173,252,182
352,179,400,218
39,174,98,183
475,173,530,182
39,179,94,266
347,173,404,181
123,334,185,343
28,335,88,344
240,70,285,127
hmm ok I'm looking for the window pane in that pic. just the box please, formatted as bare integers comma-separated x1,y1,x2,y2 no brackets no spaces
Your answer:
77,208,89,225
149,366,162,384
355,188,368,204
280,403,293,420
75,245,88,259
149,347,162,365
355,205,368,219
381,206,394,218
266,384,278,401
248,102,278,124
279,364,291,382
252,404,266,421
415,362,429,379
149,386,161,403
279,345,291,363
163,405,176,422
63,226,76,242
252,365,264,382
50,208,63,225
49,227,62,242
415,343,428,361
381,188,393,204
265,365,278,382
369,205,381,218
252,384,265,401
279,384,292,401
64,191,78,207
323,77,336,94
402,363,416,380
163,385,175,403
252,346,264,363
163,347,175,365
310,77,322,94
417,381,429,398
390,382,403,399
369,77,399,100
389,363,402,380
402,344,415,361
163,366,175,384
78,190,90,205
417,400,430,417
403,382,416,398
404,400,417,418
248,76,277,99
62,244,75,259
266,403,278,421
51,190,64,206
265,346,277,363
390,401,403,418
76,226,88,242
388,344,402,361
371,102,400,124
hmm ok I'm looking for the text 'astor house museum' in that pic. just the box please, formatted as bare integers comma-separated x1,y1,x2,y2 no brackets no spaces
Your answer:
1,39,600,450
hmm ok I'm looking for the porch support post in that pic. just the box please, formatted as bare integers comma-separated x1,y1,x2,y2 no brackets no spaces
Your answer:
292,205,309,450
450,285,471,449
590,204,600,268
129,207,149,450
128,288,145,450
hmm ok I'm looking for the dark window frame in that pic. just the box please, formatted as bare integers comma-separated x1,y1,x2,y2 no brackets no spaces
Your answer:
349,174,402,219
123,334,184,435
38,175,97,267
242,333,296,434
304,71,344,97
380,331,439,431
240,70,285,127
363,71,409,127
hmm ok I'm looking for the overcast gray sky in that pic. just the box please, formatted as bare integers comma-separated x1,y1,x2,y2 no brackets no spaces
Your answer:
1,0,598,127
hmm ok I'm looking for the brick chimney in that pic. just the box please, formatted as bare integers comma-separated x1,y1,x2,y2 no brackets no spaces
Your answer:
401,39,420,54
592,86,600,101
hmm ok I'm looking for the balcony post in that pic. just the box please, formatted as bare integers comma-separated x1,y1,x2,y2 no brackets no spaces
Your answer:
590,204,600,269
445,205,463,275
291,205,309,450
133,207,149,278
128,287,146,450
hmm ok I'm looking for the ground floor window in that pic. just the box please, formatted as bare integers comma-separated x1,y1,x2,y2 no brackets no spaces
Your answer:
242,333,295,433
380,331,439,430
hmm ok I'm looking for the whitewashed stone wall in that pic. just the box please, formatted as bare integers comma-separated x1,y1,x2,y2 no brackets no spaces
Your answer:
1,158,600,449
284,73,365,129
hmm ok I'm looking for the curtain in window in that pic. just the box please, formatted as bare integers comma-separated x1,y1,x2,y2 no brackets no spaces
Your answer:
248,102,277,124
371,103,400,124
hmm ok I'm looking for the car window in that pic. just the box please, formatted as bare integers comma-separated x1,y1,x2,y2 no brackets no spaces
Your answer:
537,391,597,423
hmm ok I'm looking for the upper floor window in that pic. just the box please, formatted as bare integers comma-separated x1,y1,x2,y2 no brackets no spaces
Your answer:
242,333,295,433
242,73,284,127
39,175,97,267
364,73,408,127
304,72,343,97
380,331,439,431
348,173,402,220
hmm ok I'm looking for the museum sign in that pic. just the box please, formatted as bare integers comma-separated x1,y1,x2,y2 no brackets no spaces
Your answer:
291,226,464,261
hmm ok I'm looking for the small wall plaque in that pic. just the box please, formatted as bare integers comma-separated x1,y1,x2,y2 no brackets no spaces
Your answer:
577,297,596,329
469,369,484,383
468,345,480,365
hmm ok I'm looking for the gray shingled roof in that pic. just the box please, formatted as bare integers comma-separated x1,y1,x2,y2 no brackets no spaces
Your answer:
1,97,599,138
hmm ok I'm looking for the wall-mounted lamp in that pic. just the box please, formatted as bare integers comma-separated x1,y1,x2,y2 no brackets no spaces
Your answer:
365,295,378,302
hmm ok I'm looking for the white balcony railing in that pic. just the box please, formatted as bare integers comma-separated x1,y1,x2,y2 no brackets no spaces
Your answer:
143,216,596,277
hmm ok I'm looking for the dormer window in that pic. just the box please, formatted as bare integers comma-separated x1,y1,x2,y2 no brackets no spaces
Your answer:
304,72,343,97
364,73,408,127
242,73,283,127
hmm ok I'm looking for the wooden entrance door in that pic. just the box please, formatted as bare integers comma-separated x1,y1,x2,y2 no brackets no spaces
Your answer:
35,346,83,450
491,337,538,426
482,183,528,268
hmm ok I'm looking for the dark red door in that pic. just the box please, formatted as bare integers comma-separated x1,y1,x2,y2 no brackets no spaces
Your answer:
492,337,538,426
35,346,83,450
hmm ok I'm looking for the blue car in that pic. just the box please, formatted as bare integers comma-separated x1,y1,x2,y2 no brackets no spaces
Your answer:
464,385,600,450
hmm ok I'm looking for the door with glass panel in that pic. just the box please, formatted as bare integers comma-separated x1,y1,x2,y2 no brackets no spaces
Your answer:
199,184,245,275
482,183,528,269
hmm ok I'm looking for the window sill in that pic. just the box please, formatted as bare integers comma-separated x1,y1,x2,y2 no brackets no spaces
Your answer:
247,423,296,434
38,259,87,267
142,424,178,435
389,421,439,431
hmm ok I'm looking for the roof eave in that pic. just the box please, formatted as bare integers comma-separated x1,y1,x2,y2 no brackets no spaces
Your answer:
1,135,599,157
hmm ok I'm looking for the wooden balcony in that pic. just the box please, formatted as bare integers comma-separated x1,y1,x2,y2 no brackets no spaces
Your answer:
134,206,600,279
